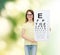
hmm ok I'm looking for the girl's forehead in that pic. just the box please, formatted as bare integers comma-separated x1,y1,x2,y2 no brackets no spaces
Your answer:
27,11,32,14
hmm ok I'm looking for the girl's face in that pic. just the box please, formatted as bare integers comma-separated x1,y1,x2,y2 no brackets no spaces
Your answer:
27,11,33,21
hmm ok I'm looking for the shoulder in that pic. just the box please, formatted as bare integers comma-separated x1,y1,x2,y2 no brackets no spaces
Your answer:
22,22,28,28
23,22,28,26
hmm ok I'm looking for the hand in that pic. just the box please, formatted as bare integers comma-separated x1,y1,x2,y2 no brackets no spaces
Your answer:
49,28,51,31
31,39,37,43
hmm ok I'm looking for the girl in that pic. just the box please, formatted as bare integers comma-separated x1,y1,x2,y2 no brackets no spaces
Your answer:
21,9,37,55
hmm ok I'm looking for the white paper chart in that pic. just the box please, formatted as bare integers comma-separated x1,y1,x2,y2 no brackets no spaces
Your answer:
34,10,50,41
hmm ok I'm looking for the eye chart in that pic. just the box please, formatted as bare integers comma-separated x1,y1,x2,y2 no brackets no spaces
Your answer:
34,10,50,41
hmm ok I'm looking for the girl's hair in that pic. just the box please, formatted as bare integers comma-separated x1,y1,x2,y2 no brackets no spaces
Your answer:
25,9,34,22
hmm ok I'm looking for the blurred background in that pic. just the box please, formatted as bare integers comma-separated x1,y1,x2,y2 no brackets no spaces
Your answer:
0,0,60,55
